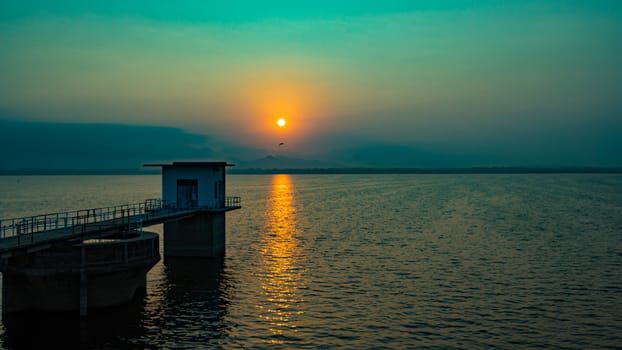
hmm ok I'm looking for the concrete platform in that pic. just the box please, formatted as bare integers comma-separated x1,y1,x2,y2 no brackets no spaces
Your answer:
1,231,160,315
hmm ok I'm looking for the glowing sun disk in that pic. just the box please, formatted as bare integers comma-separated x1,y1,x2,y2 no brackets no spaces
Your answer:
277,118,286,127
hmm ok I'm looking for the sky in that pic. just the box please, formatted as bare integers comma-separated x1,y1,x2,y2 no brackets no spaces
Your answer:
1,0,621,168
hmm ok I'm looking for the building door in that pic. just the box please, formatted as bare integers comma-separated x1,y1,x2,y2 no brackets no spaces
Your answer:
177,179,198,209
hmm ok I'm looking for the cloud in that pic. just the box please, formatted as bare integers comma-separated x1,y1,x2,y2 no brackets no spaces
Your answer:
0,119,261,169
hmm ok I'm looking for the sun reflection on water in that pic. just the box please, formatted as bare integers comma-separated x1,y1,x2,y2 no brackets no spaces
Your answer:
258,174,306,342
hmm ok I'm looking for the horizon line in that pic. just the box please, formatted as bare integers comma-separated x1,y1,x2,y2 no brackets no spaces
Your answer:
1,166,621,176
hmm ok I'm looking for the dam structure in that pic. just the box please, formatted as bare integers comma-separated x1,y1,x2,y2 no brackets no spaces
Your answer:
0,162,241,316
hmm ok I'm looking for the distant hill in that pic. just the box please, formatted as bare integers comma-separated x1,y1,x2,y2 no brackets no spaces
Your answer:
1,152,621,175
236,155,345,170
0,168,160,176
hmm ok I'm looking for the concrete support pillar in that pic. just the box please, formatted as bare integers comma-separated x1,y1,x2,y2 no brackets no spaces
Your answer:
163,212,226,257
79,245,87,316
2,269,7,314
79,269,88,317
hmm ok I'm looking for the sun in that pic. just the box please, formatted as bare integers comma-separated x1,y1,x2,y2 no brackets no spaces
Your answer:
277,118,286,127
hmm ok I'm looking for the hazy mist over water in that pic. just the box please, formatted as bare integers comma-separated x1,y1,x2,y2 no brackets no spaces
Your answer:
0,174,621,348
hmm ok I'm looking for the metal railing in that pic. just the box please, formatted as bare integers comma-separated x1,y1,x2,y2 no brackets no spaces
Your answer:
225,196,241,208
0,196,241,242
1,200,159,239
181,197,242,210
23,233,161,268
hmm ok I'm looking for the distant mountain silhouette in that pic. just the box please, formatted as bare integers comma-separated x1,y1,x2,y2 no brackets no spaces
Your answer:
236,155,344,169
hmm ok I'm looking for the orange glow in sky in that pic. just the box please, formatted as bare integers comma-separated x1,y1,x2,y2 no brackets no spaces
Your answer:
225,65,337,152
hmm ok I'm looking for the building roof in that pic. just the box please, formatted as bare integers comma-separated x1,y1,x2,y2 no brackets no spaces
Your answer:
144,161,235,167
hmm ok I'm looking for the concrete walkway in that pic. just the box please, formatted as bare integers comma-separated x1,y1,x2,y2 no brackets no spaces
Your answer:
0,208,200,258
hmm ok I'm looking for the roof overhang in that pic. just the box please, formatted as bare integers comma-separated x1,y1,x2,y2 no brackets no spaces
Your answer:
144,161,235,167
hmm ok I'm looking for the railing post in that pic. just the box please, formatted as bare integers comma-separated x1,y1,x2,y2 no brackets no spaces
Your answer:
64,216,68,236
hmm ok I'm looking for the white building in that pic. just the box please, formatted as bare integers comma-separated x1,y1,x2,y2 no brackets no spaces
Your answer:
145,161,234,209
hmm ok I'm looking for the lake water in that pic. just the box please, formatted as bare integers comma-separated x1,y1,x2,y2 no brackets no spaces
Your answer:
0,174,621,349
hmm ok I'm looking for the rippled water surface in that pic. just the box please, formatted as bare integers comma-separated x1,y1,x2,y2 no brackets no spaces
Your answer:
0,174,621,349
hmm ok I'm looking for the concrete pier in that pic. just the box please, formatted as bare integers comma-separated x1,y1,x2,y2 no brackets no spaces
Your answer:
1,231,160,315
0,160,241,316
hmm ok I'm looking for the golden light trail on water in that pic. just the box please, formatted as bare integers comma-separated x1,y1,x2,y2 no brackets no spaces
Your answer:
258,174,306,344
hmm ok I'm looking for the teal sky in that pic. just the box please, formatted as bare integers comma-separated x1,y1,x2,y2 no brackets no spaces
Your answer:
1,1,621,167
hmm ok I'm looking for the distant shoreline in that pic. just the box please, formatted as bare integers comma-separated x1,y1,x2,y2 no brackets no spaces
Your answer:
230,167,622,175
1,167,621,176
